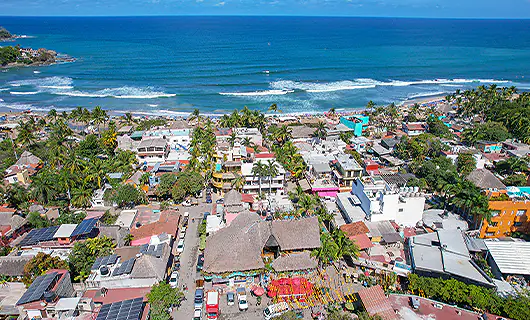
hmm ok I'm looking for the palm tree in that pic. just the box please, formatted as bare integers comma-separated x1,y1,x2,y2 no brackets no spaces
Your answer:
92,106,108,136
265,160,279,194
231,173,245,192
251,162,266,195
31,171,57,204
273,125,292,146
47,109,58,122
268,104,282,114
227,132,238,147
189,109,201,125
312,121,328,140
124,234,134,246
241,137,252,148
71,184,93,208
15,121,36,147
123,112,135,126
333,229,360,259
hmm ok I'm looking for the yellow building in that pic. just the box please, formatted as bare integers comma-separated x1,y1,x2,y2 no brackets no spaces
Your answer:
479,190,530,238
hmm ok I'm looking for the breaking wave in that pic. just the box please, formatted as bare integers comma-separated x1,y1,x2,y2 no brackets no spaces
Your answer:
269,78,512,93
9,76,73,88
10,91,41,95
219,89,294,96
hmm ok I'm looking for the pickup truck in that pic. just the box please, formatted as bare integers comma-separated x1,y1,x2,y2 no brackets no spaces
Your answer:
236,287,248,311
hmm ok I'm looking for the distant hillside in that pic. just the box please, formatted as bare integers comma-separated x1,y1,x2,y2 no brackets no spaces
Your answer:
0,27,13,40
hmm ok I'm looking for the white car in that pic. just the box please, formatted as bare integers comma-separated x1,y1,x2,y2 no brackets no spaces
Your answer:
182,200,192,207
169,271,179,288
236,288,248,311
177,239,185,253
193,307,202,320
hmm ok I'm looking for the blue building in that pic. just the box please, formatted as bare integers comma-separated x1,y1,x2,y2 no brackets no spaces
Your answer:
339,115,369,137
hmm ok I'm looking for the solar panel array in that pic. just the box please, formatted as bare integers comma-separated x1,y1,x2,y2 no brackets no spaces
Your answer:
18,226,60,246
112,258,136,276
139,244,163,258
96,297,144,320
91,254,119,270
16,272,58,305
71,218,98,237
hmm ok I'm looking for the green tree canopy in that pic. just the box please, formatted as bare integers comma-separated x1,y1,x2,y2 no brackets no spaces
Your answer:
23,253,68,286
68,236,115,282
147,282,185,320
456,153,477,176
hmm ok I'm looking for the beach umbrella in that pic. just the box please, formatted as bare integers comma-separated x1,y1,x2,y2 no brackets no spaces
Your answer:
253,287,265,296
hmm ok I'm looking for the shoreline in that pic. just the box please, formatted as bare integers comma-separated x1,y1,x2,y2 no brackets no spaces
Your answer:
0,94,447,119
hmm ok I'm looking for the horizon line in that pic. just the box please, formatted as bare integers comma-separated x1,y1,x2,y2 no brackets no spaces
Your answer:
1,14,530,20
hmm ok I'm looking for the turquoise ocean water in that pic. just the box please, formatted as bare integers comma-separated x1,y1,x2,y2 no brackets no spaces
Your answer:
1,16,530,116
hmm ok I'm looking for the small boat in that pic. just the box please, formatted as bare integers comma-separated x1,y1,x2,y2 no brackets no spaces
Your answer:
33,70,41,74
263,70,270,74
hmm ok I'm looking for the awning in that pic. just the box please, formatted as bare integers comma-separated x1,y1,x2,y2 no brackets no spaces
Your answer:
253,287,265,296
317,191,338,197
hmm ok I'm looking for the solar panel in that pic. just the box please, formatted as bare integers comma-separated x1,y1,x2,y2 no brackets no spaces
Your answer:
71,218,98,237
139,244,164,258
96,298,143,320
18,226,60,246
91,254,119,270
16,272,58,305
112,258,136,276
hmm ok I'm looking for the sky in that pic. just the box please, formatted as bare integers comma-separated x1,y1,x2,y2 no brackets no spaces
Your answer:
0,0,529,18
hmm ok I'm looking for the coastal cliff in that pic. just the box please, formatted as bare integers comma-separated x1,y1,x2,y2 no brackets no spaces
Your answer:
0,27,13,41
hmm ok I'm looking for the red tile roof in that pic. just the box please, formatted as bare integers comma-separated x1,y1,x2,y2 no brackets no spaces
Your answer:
241,194,254,203
255,153,275,159
83,287,151,304
0,206,16,213
358,285,397,320
340,221,369,237
350,234,374,250
130,211,180,239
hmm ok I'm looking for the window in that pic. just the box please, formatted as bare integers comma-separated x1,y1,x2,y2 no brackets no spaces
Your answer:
490,222,498,227
514,222,523,227
491,210,501,217
516,210,527,216
486,232,495,236
398,208,404,212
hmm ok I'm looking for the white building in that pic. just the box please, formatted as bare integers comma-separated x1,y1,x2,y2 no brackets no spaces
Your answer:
351,176,425,227
234,127,263,146
143,128,191,151
136,137,169,165
241,159,286,194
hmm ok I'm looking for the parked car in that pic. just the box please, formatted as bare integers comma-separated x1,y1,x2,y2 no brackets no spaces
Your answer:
177,239,185,253
172,261,180,272
196,253,205,271
216,198,224,204
193,307,202,320
236,287,248,311
194,288,204,308
181,226,187,234
227,292,235,306
205,197,212,204
182,200,192,207
169,271,179,288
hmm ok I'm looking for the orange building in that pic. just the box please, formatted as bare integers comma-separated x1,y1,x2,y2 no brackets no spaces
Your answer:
479,190,530,238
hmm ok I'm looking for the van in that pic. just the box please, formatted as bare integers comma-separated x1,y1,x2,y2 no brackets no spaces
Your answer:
194,288,204,308
264,302,289,320
409,296,420,310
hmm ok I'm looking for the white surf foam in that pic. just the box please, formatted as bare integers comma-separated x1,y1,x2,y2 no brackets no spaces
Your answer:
270,78,512,93
40,85,74,90
10,91,40,95
219,89,294,96
407,91,447,99
53,86,176,99
9,76,73,88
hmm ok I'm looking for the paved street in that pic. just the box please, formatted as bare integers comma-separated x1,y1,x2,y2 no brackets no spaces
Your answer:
172,203,210,319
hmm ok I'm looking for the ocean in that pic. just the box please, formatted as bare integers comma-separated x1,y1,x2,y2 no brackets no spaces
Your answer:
1,16,530,116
